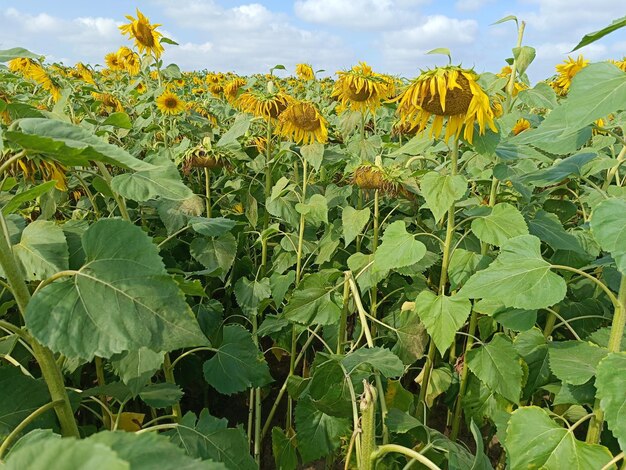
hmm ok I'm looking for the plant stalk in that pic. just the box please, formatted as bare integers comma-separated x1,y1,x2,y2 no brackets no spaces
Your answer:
360,381,378,470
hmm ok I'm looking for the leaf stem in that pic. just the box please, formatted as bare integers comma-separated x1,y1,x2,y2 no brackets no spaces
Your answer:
370,444,442,470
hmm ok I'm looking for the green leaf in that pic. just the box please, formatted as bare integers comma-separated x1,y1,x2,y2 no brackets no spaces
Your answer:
10,220,68,281
459,235,567,310
341,206,370,247
596,352,626,450
448,249,491,290
309,355,353,417
517,82,557,109
505,406,613,470
571,15,626,51
202,325,272,395
111,155,193,202
386,309,428,364
295,194,327,226
2,180,56,215
168,409,255,470
272,427,298,470
300,142,324,171
110,348,164,396
512,46,535,75
283,272,341,325
26,219,208,360
190,233,237,280
7,118,154,170
0,47,41,62
467,334,523,403
372,221,426,275
234,277,271,316
471,203,528,246
420,171,467,222
590,198,626,275
520,152,597,186
528,210,585,253
139,383,184,408
414,291,471,355
342,347,404,378
102,112,132,129
513,328,551,396
161,64,182,79
216,114,250,147
0,366,55,441
548,340,608,385
463,374,509,425
189,217,236,237
87,431,225,470
3,434,129,470
294,397,350,463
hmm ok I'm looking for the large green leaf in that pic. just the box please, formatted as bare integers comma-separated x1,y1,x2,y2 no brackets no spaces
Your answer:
282,271,341,325
26,219,208,360
2,180,56,215
294,397,350,464
0,47,41,62
308,355,353,417
572,15,626,51
420,171,467,222
513,328,551,397
596,352,626,450
342,347,404,378
385,309,428,364
234,277,271,317
372,221,426,275
466,334,523,404
110,348,164,396
414,291,471,355
459,235,567,309
548,340,608,385
471,203,528,247
9,220,68,281
272,427,298,470
168,409,255,470
341,206,370,247
505,406,613,470
190,234,237,280
202,325,272,395
7,118,154,170
527,210,585,253
590,198,626,274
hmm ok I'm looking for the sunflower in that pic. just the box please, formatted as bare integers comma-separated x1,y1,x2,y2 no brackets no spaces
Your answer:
105,52,124,71
512,118,531,135
395,65,497,144
134,82,147,94
8,57,37,75
332,62,395,113
296,63,315,81
156,91,185,115
224,77,247,103
119,9,164,59
28,65,62,102
73,63,95,84
550,55,588,96
117,47,141,75
352,163,413,198
92,92,124,114
275,100,328,145
0,90,11,124
609,57,626,72
1,153,67,191
237,89,292,121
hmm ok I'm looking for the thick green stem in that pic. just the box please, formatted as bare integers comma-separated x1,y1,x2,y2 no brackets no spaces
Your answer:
204,168,211,218
370,190,380,337
586,275,626,443
418,139,459,413
543,307,558,338
0,213,79,438
602,144,626,190
360,382,378,470
95,162,130,221
162,353,182,422
371,444,442,470
337,276,351,354
94,356,110,429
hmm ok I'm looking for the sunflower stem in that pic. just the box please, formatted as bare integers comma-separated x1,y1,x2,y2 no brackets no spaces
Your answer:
370,189,380,337
95,162,131,221
204,168,212,218
505,20,526,110
162,353,182,422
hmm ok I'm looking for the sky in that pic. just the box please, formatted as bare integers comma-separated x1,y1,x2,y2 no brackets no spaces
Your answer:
0,0,624,82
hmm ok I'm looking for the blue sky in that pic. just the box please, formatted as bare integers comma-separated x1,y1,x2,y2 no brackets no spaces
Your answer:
1,0,624,82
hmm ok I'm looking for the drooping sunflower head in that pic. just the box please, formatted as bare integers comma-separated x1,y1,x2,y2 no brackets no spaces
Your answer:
156,91,185,115
28,65,62,102
352,163,413,198
182,139,230,174
117,46,141,75
105,52,124,71
512,118,531,136
610,57,626,72
8,57,37,75
332,62,395,113
237,88,293,121
1,153,68,191
395,65,497,144
550,55,588,96
92,92,124,114
119,9,165,59
73,62,95,84
223,77,247,104
296,63,315,81
275,100,328,145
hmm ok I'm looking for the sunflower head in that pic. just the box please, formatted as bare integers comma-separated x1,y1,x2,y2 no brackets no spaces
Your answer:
609,57,626,72
105,52,124,71
73,62,95,84
117,47,141,75
512,118,531,136
550,55,588,96
28,65,62,102
8,57,37,75
237,88,292,120
396,65,497,144
352,163,410,197
119,9,165,58
332,62,395,113
92,92,124,114
156,91,185,115
182,140,229,174
224,77,247,103
275,100,328,145
296,63,315,81
1,153,67,191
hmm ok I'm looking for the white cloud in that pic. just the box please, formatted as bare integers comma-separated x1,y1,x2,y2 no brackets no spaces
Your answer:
294,0,424,30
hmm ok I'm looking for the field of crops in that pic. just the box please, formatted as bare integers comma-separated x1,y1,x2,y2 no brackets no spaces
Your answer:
0,9,625,470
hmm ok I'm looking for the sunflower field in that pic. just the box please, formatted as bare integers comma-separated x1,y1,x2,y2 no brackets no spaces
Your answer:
1,9,626,470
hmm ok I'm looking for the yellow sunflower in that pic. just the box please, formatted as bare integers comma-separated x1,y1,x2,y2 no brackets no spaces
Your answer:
117,47,141,75
275,100,328,145
395,65,497,144
119,9,165,59
332,62,395,113
156,91,185,115
609,57,626,72
92,92,124,114
1,153,67,191
224,77,247,103
496,65,527,96
105,52,124,71
512,118,531,135
8,57,37,75
28,65,62,102
74,62,95,84
296,63,315,81
550,55,588,96
237,89,292,121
